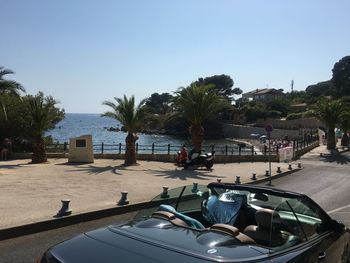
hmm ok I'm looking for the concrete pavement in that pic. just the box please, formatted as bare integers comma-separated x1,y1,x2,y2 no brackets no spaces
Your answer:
0,156,295,229
1,143,345,230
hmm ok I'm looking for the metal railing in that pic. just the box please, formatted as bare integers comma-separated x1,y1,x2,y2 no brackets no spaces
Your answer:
42,142,258,156
23,137,318,157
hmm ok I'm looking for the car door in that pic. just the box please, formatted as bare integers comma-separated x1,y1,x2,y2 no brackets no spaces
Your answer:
291,197,347,263
273,197,346,263
269,197,347,263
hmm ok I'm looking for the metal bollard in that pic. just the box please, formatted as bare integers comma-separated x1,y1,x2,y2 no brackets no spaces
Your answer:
251,173,257,180
235,176,241,184
277,167,282,173
288,164,292,170
216,178,222,183
117,191,129,206
192,182,198,193
265,170,269,177
298,163,302,168
161,186,169,198
56,199,72,217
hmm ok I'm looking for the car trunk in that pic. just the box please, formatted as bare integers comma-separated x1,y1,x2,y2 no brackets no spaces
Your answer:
50,218,269,262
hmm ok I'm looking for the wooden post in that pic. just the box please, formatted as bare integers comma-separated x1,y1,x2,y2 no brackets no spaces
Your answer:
101,142,104,154
167,144,170,155
152,143,155,154
119,143,122,154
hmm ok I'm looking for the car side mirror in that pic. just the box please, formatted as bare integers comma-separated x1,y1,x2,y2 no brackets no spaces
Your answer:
330,219,345,233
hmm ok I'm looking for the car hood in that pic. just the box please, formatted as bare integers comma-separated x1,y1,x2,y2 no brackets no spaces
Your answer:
49,218,269,263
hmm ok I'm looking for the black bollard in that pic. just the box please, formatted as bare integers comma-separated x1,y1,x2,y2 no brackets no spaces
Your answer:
235,176,241,184
161,186,169,198
251,173,257,180
56,199,72,217
192,182,198,193
117,191,129,206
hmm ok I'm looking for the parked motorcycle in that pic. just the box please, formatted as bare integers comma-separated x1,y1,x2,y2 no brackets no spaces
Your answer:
183,150,215,170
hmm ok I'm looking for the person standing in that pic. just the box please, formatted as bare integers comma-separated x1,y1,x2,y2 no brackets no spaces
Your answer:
1,138,11,161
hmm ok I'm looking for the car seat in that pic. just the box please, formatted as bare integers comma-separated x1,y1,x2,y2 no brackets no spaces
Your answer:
158,204,205,229
243,208,289,247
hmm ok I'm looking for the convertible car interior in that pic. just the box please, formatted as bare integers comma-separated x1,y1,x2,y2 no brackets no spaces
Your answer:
141,183,330,251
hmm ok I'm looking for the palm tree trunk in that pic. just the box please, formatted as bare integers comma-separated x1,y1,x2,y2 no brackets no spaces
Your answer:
32,136,47,163
124,133,138,165
0,100,8,121
326,128,336,150
190,124,204,152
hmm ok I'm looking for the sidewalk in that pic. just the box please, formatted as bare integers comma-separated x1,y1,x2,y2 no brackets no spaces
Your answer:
0,148,322,230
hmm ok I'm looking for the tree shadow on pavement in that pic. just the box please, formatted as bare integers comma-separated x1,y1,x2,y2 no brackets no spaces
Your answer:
66,165,123,175
149,168,224,181
320,152,350,165
0,163,25,169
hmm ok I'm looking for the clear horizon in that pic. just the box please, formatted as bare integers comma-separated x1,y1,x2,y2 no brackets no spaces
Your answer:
2,0,350,113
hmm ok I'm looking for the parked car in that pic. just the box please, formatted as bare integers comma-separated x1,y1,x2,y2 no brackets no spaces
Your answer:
37,183,350,263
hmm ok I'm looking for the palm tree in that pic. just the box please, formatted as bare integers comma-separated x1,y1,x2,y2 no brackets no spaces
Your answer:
24,92,65,163
102,95,146,166
174,83,224,151
311,100,344,150
0,67,25,120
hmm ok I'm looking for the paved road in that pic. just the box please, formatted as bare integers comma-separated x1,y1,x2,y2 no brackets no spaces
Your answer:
260,150,350,227
0,212,136,263
0,150,348,263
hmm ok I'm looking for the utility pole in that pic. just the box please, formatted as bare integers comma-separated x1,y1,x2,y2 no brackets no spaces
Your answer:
291,80,294,93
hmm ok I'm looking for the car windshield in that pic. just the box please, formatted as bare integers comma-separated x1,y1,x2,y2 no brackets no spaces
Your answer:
134,184,209,219
134,183,331,252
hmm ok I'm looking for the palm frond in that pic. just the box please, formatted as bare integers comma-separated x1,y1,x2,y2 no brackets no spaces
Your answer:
101,95,146,134
0,66,25,95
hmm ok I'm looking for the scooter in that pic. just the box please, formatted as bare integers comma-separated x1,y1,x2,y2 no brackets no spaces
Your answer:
183,150,215,170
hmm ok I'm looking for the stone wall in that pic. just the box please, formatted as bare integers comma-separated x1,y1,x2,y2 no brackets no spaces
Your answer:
255,117,323,130
222,123,300,140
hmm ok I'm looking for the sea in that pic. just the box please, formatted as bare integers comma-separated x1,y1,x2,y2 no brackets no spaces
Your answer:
46,113,186,146
46,113,242,153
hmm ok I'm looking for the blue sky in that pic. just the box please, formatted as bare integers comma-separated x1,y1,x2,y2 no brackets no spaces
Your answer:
1,0,349,113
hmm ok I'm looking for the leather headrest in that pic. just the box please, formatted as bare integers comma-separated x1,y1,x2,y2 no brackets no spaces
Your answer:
210,224,239,237
255,209,280,229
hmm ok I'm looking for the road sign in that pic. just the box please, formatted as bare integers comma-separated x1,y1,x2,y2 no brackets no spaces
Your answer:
265,124,273,133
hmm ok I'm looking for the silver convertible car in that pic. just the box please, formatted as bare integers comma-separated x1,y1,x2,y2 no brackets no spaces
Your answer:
38,183,350,263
